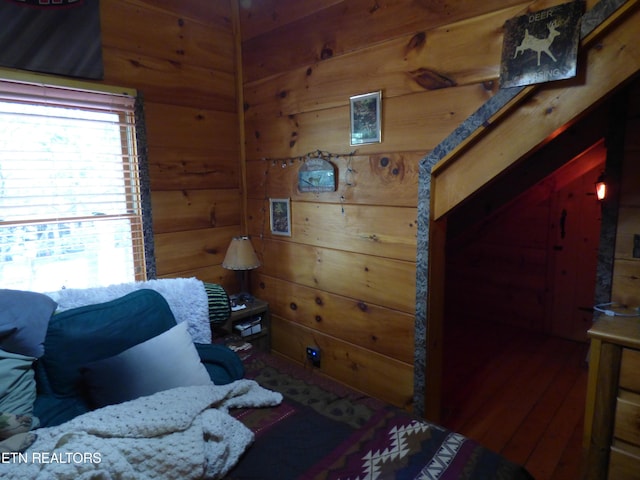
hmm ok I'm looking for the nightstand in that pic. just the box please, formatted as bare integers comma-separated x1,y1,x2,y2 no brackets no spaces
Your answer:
584,316,640,479
213,297,270,352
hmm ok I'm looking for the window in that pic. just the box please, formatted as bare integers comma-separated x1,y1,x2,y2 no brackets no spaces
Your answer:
0,76,147,292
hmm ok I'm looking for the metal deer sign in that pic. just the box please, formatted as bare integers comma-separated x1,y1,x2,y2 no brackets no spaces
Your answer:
500,1,584,88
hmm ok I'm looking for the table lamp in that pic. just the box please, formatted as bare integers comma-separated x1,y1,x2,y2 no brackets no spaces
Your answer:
222,236,261,303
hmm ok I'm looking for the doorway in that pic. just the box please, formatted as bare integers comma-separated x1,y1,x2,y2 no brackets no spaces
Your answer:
443,139,606,341
438,108,610,478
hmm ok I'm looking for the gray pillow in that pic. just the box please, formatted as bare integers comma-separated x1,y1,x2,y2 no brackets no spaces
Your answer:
0,349,38,419
0,289,58,357
82,322,212,408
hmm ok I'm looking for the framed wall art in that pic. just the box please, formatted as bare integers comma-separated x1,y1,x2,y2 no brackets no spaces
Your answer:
269,198,291,236
350,91,381,146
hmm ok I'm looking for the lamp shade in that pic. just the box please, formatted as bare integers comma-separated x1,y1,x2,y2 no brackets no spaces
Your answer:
222,236,261,270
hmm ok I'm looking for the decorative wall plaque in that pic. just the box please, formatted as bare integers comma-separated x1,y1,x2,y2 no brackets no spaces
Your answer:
500,1,584,88
298,158,337,192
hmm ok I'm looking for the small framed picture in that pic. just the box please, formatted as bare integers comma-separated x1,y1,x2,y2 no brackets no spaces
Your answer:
269,198,291,236
350,91,382,146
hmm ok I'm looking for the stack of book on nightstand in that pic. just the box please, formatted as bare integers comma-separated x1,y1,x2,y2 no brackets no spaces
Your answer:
233,317,262,337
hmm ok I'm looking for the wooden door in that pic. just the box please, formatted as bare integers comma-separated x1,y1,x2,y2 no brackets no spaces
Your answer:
547,142,606,342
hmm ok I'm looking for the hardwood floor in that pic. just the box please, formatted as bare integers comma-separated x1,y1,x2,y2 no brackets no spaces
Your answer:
440,319,590,480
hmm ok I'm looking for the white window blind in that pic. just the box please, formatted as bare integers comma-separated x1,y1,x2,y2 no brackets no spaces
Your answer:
0,78,146,292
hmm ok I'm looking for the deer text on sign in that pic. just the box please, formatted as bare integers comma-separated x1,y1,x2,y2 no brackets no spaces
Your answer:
528,10,554,22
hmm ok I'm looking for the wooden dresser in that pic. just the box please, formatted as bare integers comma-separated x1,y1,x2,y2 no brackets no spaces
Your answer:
584,316,640,479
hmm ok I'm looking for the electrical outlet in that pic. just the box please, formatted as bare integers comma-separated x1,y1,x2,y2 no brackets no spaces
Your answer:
306,346,321,367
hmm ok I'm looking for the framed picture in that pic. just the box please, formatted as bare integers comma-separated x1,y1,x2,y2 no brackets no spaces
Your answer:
350,91,382,146
269,198,291,236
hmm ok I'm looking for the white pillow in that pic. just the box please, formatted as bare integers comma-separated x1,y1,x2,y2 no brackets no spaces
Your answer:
81,322,212,408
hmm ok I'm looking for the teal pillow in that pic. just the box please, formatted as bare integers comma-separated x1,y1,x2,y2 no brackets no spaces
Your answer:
195,343,244,385
39,289,177,398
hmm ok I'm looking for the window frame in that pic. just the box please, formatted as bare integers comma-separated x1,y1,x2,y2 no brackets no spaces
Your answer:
0,69,155,291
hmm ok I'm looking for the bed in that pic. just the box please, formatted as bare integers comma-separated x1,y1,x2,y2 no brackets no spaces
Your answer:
0,280,533,479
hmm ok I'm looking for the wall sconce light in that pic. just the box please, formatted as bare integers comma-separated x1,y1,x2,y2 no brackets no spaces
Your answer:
222,236,261,303
595,173,607,201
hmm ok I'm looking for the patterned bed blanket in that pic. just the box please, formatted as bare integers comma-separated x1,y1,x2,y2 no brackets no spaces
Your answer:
227,351,534,480
1,380,282,480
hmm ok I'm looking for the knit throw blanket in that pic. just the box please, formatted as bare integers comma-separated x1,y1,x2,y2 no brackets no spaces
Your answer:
46,277,212,343
1,380,282,480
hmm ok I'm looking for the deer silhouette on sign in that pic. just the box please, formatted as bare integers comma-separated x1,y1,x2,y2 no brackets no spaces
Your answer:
513,20,562,66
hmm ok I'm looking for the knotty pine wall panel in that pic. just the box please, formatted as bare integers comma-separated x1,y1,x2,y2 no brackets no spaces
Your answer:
256,276,414,364
612,260,640,306
102,52,236,112
239,0,530,83
242,5,524,119
147,145,239,191
238,0,582,407
155,225,238,276
256,238,416,313
152,189,241,234
617,207,640,261
143,103,238,154
245,154,421,206
238,0,343,42
247,198,417,261
101,0,234,72
100,0,240,287
141,0,232,23
244,84,496,159
271,316,414,408
612,82,640,310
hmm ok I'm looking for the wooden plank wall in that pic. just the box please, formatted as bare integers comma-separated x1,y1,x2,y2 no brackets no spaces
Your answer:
613,80,640,309
99,0,241,290
236,0,593,408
